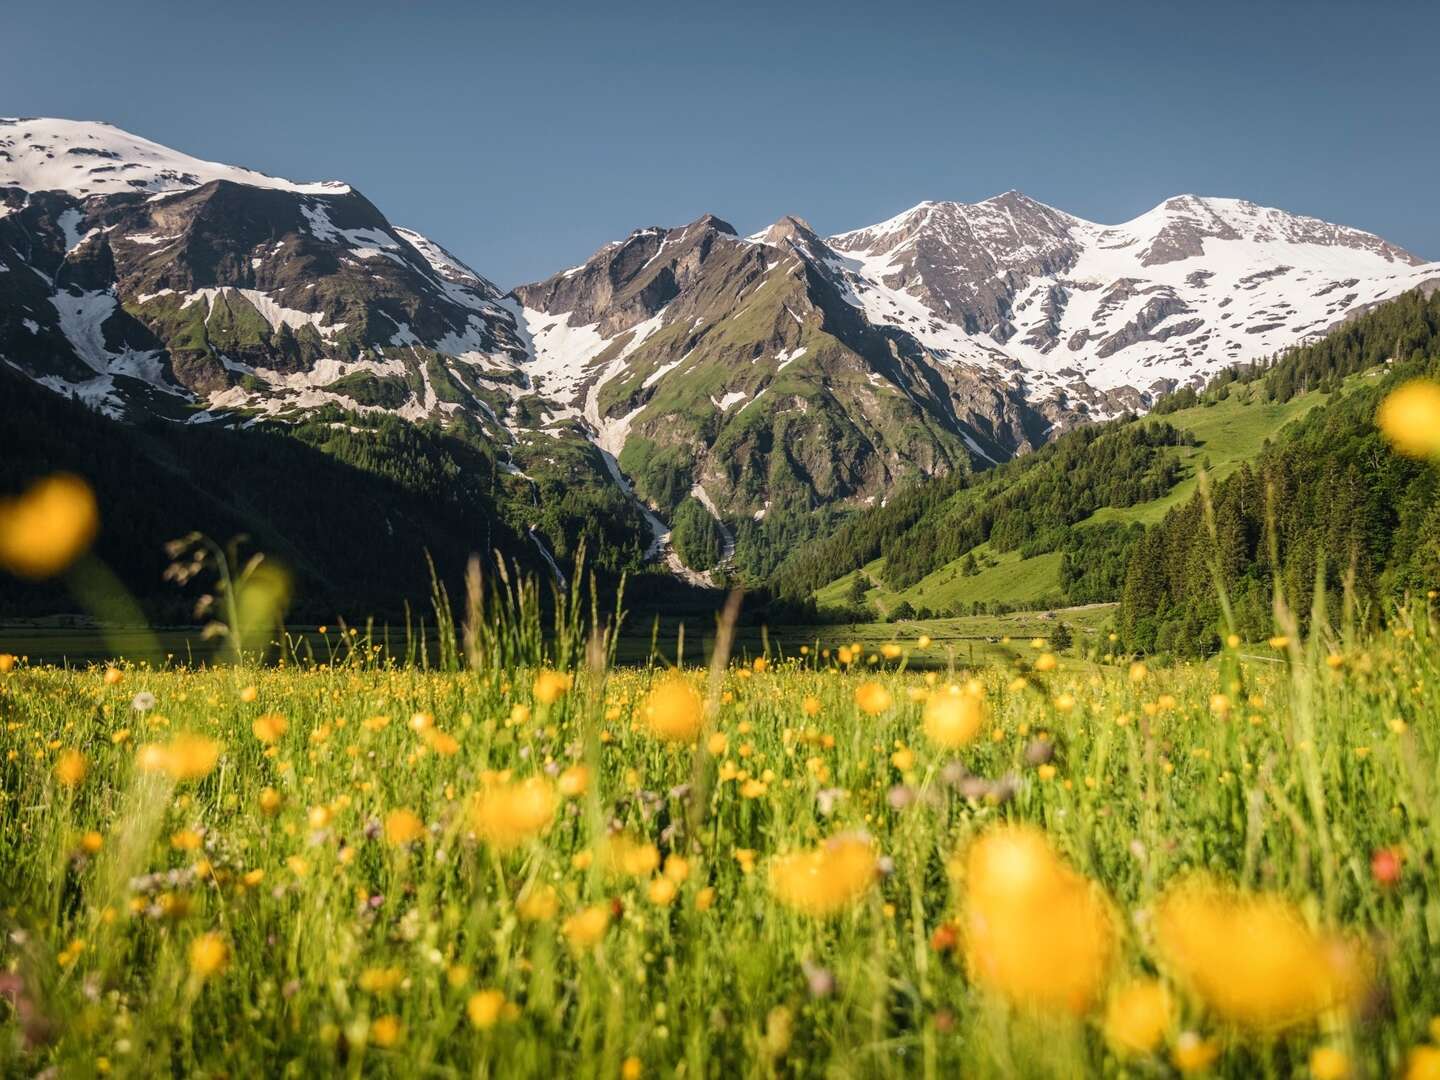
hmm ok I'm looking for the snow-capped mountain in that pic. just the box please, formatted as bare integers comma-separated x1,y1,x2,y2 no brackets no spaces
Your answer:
0,117,528,428
825,191,1434,403
4,118,1437,583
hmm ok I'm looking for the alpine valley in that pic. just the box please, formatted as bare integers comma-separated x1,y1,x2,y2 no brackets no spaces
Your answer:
4,117,1438,618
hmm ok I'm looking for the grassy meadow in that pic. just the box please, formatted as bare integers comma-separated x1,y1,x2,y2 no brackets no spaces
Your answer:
5,600,1440,1077
5,373,1440,1077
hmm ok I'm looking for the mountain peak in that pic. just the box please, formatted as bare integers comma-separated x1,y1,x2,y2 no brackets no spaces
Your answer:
0,116,349,200
685,212,737,236
757,214,821,247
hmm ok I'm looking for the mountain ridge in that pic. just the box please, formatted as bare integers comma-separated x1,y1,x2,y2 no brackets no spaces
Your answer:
5,117,1438,587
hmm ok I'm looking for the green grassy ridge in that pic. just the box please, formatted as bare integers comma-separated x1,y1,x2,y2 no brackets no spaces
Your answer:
808,367,1378,616
1082,374,1352,528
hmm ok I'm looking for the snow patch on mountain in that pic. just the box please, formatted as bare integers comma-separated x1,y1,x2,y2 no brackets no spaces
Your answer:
0,118,348,199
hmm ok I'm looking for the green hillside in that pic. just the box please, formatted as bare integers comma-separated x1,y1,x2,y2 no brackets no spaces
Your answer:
781,287,1440,639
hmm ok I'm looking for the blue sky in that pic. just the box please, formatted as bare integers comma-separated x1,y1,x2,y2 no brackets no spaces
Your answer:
6,0,1436,286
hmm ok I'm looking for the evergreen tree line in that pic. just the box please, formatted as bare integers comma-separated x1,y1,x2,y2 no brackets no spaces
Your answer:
1118,290,1440,655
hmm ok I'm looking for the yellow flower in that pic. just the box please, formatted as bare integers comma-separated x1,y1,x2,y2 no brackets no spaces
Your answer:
423,729,460,755
170,829,203,851
1103,979,1173,1056
557,764,589,798
706,731,728,755
770,833,876,916
258,787,283,815
923,687,985,748
189,932,230,978
1172,1031,1220,1073
695,886,716,911
854,681,892,716
1309,1046,1351,1080
103,666,124,686
384,808,426,845
239,685,259,703
917,634,932,649
562,904,611,949
54,749,87,788
467,989,507,1029
137,734,221,781
1153,876,1369,1031
368,1015,403,1048
0,653,14,673
802,695,821,717
358,966,405,993
1129,662,1148,683
621,1056,643,1080
1377,379,1440,458
642,677,704,742
0,473,98,579
80,830,104,854
252,713,287,744
647,876,678,905
1034,652,1057,672
532,669,571,705
469,777,556,850
961,825,1113,1015
600,834,661,877
517,884,559,922
1405,1046,1440,1080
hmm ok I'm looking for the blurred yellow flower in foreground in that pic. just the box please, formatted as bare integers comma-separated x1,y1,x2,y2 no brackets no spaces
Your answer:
562,904,611,949
1154,876,1369,1031
532,669,571,705
1103,978,1173,1056
770,833,877,916
961,824,1114,1015
1406,1045,1440,1080
469,777,555,850
384,808,426,845
854,681,892,716
642,677,704,742
0,473,98,579
137,734,221,781
251,713,287,744
54,749,88,788
1378,379,1440,459
467,989,507,1029
358,967,405,993
188,932,229,978
600,834,661,877
1309,1046,1351,1080
923,685,985,748
557,763,589,797
368,1015,403,1047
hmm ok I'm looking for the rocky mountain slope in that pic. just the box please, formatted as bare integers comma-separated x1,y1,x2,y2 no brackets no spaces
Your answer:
4,118,1437,585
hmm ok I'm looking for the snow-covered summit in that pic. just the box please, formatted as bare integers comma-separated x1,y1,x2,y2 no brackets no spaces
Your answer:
0,117,349,199
814,191,1439,403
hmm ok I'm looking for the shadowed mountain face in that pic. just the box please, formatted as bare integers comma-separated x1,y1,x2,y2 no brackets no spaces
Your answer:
4,118,1438,583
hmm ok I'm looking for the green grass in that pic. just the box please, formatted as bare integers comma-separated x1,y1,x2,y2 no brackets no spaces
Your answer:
814,371,1382,612
4,606,1440,1076
816,547,1064,616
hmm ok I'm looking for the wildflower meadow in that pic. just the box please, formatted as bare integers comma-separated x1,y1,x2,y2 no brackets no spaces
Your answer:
2,379,1440,1077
